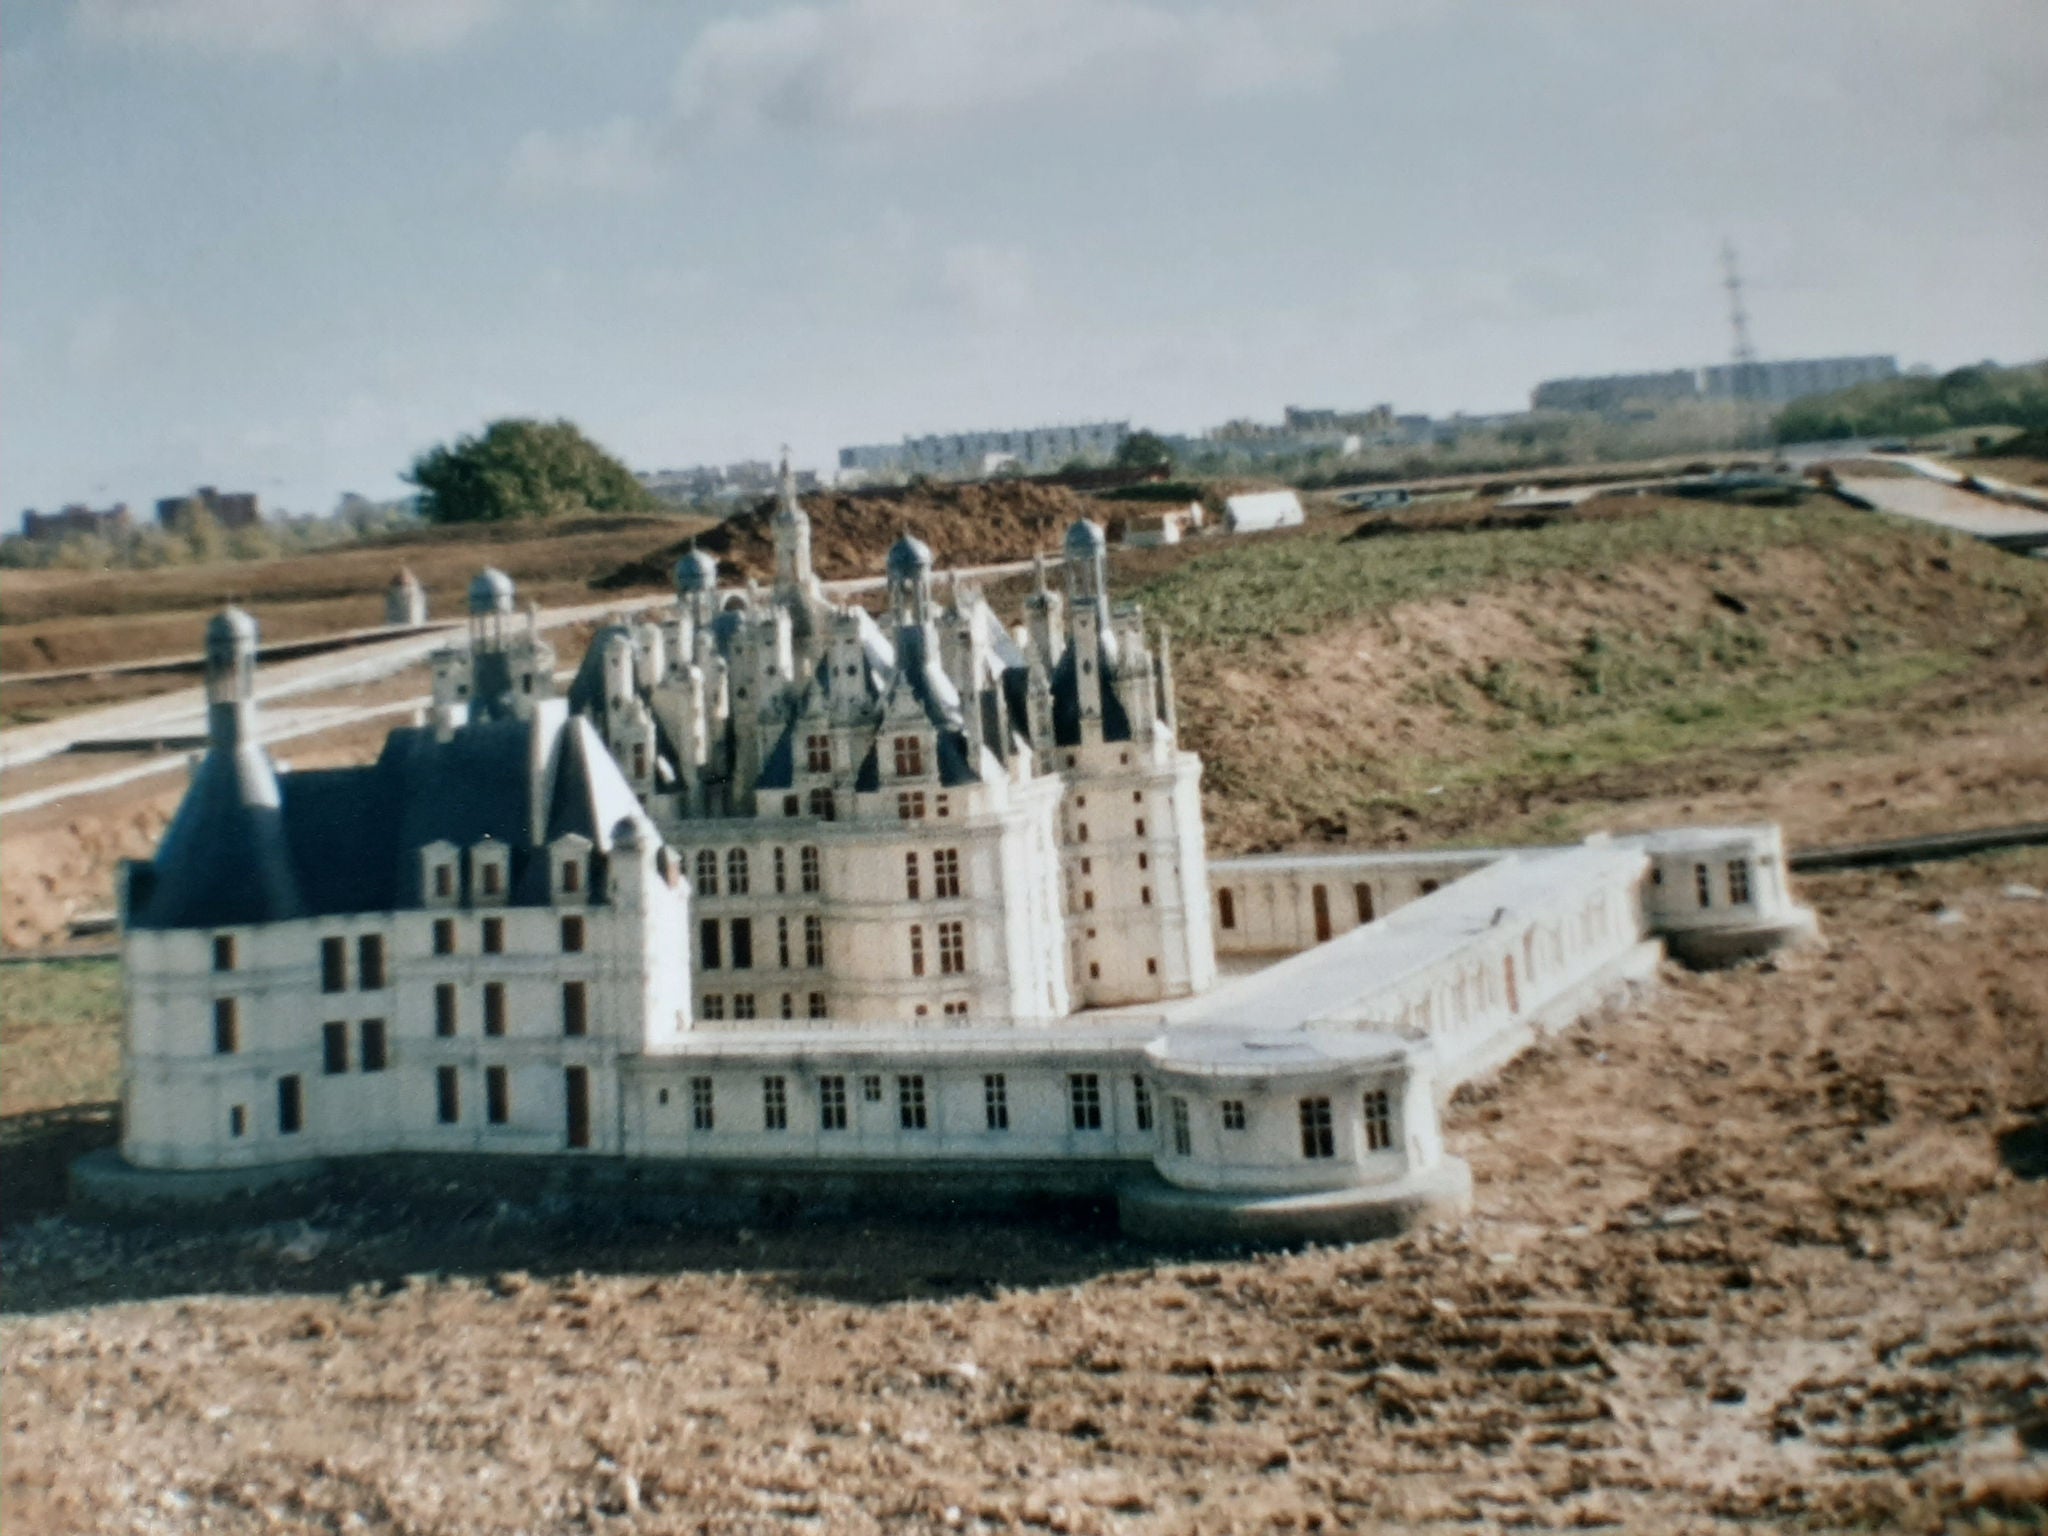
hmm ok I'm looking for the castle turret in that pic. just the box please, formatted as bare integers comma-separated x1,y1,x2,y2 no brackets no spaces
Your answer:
204,606,259,750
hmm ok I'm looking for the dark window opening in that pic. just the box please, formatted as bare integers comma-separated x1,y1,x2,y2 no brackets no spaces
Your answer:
277,1075,303,1135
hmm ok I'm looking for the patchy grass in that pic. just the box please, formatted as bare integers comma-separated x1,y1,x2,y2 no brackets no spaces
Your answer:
1,958,122,1117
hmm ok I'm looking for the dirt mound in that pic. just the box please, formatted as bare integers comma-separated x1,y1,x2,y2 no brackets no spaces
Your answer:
596,481,1119,589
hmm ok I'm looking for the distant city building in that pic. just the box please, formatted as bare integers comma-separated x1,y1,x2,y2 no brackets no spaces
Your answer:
1700,354,1899,406
20,502,132,542
1531,356,1899,415
838,422,1130,482
640,462,820,506
1531,371,1701,414
157,486,260,530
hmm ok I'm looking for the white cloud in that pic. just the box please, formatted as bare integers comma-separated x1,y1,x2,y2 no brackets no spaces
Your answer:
76,0,503,56
505,117,663,201
937,241,1033,321
671,0,1398,139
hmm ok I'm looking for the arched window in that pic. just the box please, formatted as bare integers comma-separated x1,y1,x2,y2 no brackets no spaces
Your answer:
694,849,718,896
726,848,750,896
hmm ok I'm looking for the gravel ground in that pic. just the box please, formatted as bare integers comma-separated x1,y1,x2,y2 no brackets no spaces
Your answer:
5,854,2046,1534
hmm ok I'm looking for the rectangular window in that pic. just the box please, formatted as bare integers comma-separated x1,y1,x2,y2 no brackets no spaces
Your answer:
727,849,750,896
938,920,965,976
700,917,722,970
486,1065,510,1125
1133,1076,1154,1132
984,1073,1010,1131
358,934,386,990
1171,1097,1192,1156
480,861,502,897
808,788,836,821
1299,1096,1336,1159
1218,888,1236,930
942,1000,968,1017
862,1074,883,1103
562,980,588,1037
1069,1072,1103,1131
433,863,453,898
800,846,822,894
933,848,961,898
762,1075,788,1131
482,917,504,955
322,1021,348,1075
437,1066,460,1124
775,915,791,969
212,934,235,972
1135,818,1146,837
631,743,647,780
730,917,753,971
773,847,788,894
277,1074,303,1135
897,1074,928,1130
893,734,924,778
696,850,719,896
1140,886,1153,906
1694,864,1713,907
908,924,926,978
1728,858,1752,904
1221,1099,1247,1132
212,997,238,1055
1363,1088,1393,1152
320,936,347,993
560,859,581,894
805,734,831,774
560,915,585,953
804,915,825,968
690,1076,715,1131
732,993,756,1020
435,983,458,1037
819,1075,848,1131
904,851,921,900
808,991,828,1020
1354,883,1375,924
897,790,926,821
484,981,506,1037
360,1018,388,1072
701,994,725,1020
565,1065,590,1149
229,1105,246,1138
433,917,456,955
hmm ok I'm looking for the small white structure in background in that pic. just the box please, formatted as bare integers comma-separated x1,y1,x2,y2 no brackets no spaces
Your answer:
1221,489,1305,534
384,568,428,627
1121,503,1205,549
93,464,1818,1244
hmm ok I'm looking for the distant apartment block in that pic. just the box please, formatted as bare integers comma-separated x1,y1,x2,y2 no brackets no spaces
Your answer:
1531,371,1701,414
19,502,132,542
156,486,260,530
1532,356,1899,414
640,462,820,506
838,421,1129,481
1700,355,1899,406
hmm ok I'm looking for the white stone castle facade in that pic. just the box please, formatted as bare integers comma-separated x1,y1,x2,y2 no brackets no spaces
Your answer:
103,470,1816,1240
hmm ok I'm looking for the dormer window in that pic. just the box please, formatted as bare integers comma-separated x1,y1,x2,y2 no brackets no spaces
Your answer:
481,864,501,897
893,734,925,778
560,860,581,895
212,935,236,972
433,864,454,898
805,734,831,774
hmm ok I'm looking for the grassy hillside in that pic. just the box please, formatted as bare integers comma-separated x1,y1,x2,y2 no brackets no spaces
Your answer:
1133,499,2048,851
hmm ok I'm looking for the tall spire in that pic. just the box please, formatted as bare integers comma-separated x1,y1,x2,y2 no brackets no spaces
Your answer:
772,444,815,595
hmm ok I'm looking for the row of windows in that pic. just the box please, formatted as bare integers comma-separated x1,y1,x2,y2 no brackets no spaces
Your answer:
211,981,590,1057
906,920,967,978
698,914,826,972
699,991,830,1021
233,1064,592,1142
902,849,962,900
667,1071,1154,1136
1165,1088,1396,1158
426,852,589,903
799,732,932,781
1655,858,1754,908
1215,881,1382,936
693,846,824,899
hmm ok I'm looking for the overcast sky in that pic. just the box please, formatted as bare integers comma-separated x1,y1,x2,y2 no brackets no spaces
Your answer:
4,0,2044,521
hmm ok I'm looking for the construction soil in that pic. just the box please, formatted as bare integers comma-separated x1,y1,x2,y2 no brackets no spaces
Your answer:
4,849,2045,1533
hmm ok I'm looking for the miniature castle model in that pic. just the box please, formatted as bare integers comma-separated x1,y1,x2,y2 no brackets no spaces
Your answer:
102,463,1817,1241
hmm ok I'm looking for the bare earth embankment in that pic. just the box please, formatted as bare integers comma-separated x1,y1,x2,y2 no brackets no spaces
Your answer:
4,488,2046,1532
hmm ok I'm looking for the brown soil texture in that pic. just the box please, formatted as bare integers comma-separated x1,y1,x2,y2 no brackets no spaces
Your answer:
6,853,2046,1533
601,481,1125,589
0,514,706,675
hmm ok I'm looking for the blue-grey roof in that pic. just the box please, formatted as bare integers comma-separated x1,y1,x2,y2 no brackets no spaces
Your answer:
207,607,258,650
129,712,655,929
1063,519,1107,557
886,532,933,580
674,546,718,593
469,567,515,615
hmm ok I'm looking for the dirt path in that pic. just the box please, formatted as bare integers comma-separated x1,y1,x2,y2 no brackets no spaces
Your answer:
5,853,2044,1533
